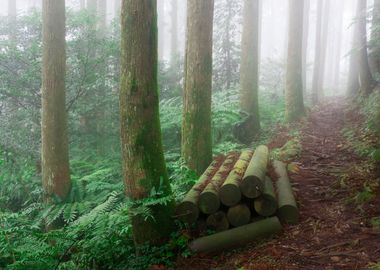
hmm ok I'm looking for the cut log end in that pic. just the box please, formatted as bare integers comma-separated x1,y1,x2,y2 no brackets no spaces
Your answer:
240,176,264,198
219,183,242,206
206,211,229,232
198,192,220,214
176,201,199,224
227,204,251,227
254,195,277,217
278,205,299,225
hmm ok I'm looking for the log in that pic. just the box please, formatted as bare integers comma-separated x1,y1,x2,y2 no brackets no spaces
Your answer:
227,204,251,227
198,153,238,214
219,150,253,206
189,216,283,253
254,176,277,217
176,156,225,223
206,211,229,232
241,145,269,198
273,160,299,224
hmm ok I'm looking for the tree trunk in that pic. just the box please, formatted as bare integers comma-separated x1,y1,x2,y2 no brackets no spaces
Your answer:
114,0,121,17
225,0,232,90
311,0,324,104
347,8,360,97
302,0,310,94
182,0,214,175
357,0,375,95
98,0,107,30
170,0,178,65
41,0,71,201
189,216,282,253
220,150,253,206
332,0,344,89
240,0,260,132
158,0,165,61
241,145,268,198
370,0,380,77
273,161,299,225
120,0,174,245
285,0,305,122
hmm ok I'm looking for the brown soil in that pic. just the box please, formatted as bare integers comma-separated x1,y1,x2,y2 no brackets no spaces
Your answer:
172,99,380,270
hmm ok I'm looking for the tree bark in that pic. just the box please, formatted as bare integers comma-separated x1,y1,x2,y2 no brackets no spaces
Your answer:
273,160,299,225
220,150,253,206
41,0,71,201
240,0,260,132
241,145,268,198
176,156,225,223
357,0,375,95
285,0,305,122
189,216,282,253
120,0,174,245
182,0,214,175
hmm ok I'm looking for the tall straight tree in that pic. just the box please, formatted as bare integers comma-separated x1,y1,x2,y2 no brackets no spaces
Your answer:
311,0,324,104
170,0,178,64
302,0,310,92
285,0,305,122
120,0,173,245
41,0,71,200
182,0,214,175
332,0,345,89
371,0,380,77
347,3,360,97
240,0,260,131
357,0,375,95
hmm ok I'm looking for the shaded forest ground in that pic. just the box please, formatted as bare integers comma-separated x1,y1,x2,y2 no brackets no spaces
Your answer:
174,98,380,270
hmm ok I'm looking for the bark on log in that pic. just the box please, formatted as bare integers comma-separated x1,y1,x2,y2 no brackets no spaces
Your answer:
219,150,253,206
176,157,225,223
198,153,238,214
254,176,277,217
189,216,283,253
227,203,251,227
273,160,299,224
206,211,229,232
241,145,269,198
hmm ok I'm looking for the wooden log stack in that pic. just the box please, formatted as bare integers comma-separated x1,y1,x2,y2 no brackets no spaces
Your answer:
176,145,299,253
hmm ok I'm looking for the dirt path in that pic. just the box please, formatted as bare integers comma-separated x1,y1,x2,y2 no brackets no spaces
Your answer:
175,100,380,270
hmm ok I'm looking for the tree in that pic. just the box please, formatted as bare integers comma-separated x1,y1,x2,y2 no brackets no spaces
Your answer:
332,0,345,89
158,0,165,61
311,0,324,104
213,0,242,91
120,0,174,245
8,0,16,42
370,0,380,77
302,0,310,93
41,0,71,201
347,3,360,97
98,0,107,30
357,0,375,95
170,0,178,64
285,0,305,122
182,0,214,175
240,0,260,131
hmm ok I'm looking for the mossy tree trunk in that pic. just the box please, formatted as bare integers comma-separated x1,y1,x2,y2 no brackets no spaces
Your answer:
357,0,375,96
182,0,214,175
285,0,305,122
240,0,260,132
41,0,71,201
120,0,174,245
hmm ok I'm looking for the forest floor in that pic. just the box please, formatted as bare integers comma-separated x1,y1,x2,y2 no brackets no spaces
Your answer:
173,98,380,270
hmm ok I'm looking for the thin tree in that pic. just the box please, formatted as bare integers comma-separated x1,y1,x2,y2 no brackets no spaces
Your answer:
285,0,305,122
41,0,71,201
170,0,178,64
182,0,214,175
98,0,107,30
311,0,324,104
332,0,345,89
317,0,330,99
370,0,380,77
357,0,375,95
80,0,85,10
347,4,360,97
240,0,260,130
302,0,310,93
120,0,174,245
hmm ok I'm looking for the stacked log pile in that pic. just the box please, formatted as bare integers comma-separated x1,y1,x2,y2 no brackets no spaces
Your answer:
176,145,299,253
